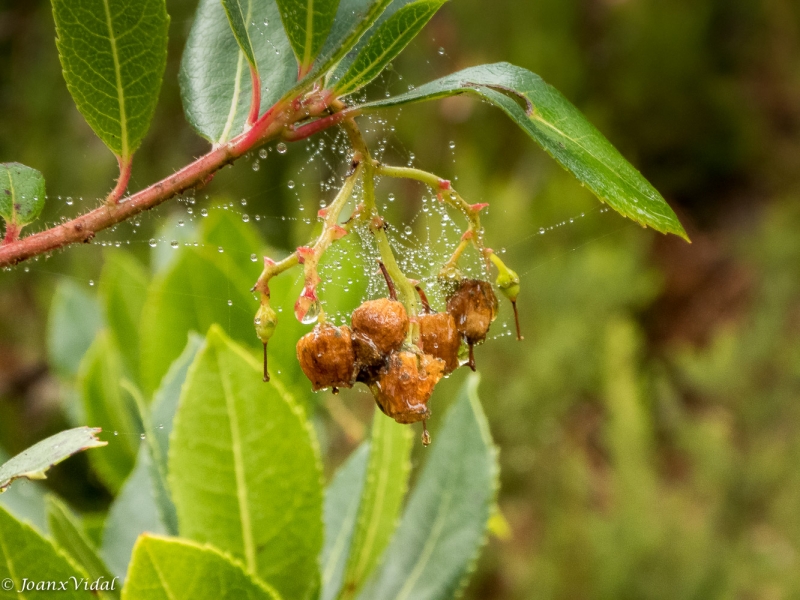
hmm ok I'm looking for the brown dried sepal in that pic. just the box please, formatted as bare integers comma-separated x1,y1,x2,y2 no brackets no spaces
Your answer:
352,332,386,384
296,324,355,391
446,279,498,344
351,298,409,354
417,312,460,374
371,351,445,424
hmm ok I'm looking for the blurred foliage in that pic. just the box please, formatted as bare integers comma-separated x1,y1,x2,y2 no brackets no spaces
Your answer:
2,0,800,599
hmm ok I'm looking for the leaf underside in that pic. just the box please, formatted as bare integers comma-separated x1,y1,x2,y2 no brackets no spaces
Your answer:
52,0,169,159
0,427,106,494
358,62,689,240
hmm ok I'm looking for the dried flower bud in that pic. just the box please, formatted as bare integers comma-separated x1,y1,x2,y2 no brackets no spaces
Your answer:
352,332,386,384
446,279,498,344
417,312,460,374
296,324,355,391
351,298,409,355
371,351,445,424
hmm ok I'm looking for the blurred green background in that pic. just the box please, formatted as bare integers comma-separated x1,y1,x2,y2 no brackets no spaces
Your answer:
2,0,800,598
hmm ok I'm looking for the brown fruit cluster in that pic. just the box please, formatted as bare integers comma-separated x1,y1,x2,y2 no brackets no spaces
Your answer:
296,268,500,444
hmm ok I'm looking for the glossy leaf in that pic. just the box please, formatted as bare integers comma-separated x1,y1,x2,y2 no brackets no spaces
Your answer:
51,0,169,160
0,427,106,494
100,251,148,380
169,326,323,600
332,0,445,95
180,0,295,143
293,0,392,89
222,0,258,70
45,496,118,597
0,162,45,232
359,63,689,240
101,445,167,580
122,536,281,600
0,506,94,599
47,280,104,378
320,443,369,600
356,374,498,600
340,411,412,598
78,332,138,492
275,0,341,72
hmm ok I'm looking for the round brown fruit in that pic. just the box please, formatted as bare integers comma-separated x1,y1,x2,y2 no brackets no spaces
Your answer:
417,312,460,374
370,351,445,424
296,324,355,391
446,279,498,344
351,298,409,354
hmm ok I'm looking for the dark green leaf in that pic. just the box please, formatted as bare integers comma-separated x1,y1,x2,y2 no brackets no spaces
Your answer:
51,0,169,160
180,0,295,143
222,0,259,70
275,0,341,72
320,443,369,600
332,0,445,95
0,427,106,493
358,63,689,240
356,374,498,600
47,280,103,378
100,251,148,380
340,411,412,599
101,445,167,580
0,505,94,599
290,0,392,92
169,326,323,600
0,162,46,232
45,496,119,598
78,332,138,492
122,535,281,600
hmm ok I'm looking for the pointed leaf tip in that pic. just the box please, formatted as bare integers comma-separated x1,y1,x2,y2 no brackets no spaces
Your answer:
0,427,106,493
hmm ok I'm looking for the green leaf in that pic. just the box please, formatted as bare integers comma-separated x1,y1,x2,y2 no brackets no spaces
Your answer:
100,251,148,381
221,0,259,71
138,246,258,394
331,0,445,95
101,445,167,580
0,447,48,533
0,162,46,233
45,496,119,598
340,411,412,599
51,0,169,160
78,332,138,492
122,535,281,600
0,506,94,599
0,427,106,494
275,0,341,72
320,443,369,600
180,0,296,144
289,0,392,92
358,63,689,240
47,280,104,378
169,326,323,600
356,374,498,600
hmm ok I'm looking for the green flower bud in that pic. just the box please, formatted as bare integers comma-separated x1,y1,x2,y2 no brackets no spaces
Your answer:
255,298,278,382
255,301,278,343
495,267,520,303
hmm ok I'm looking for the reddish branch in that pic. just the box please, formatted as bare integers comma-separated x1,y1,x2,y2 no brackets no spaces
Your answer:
0,96,340,268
